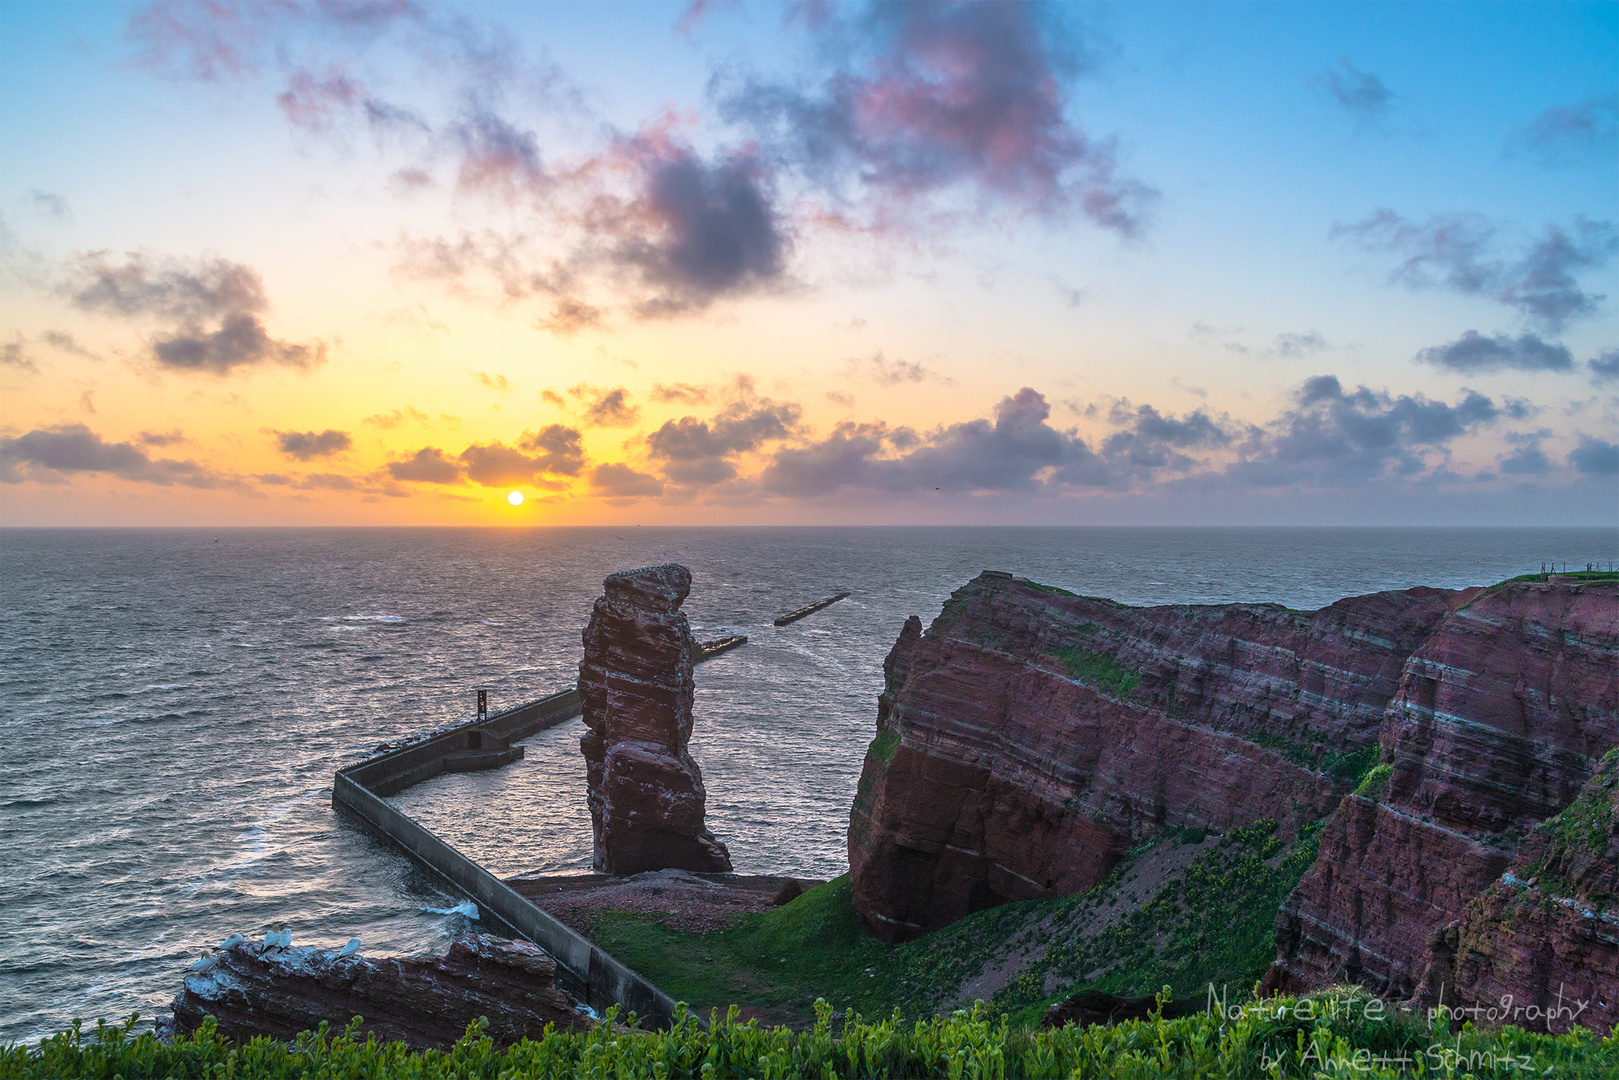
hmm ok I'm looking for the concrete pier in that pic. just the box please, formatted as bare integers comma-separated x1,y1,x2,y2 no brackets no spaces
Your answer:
773,591,851,626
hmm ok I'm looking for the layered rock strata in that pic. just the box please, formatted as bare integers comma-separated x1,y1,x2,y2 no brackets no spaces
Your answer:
849,571,1470,942
1271,581,1618,1005
1415,749,1619,1035
579,563,731,875
165,934,586,1048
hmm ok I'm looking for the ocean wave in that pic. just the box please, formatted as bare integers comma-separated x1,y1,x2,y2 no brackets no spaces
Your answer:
344,614,406,624
140,683,191,693
419,900,479,919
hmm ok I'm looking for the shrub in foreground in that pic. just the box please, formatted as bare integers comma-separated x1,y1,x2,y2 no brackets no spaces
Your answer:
4,988,1616,1079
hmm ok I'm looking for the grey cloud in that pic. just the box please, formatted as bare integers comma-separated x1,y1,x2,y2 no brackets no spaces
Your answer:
1508,94,1618,167
1588,349,1619,383
537,297,603,335
1334,210,1616,333
0,423,228,487
1497,432,1552,476
576,386,639,427
1224,375,1502,488
458,441,547,486
518,424,585,476
138,429,186,447
387,447,463,484
40,329,99,359
272,428,352,460
30,190,69,219
1415,331,1575,374
718,1,1155,235
277,69,362,131
1268,331,1327,359
651,382,709,404
454,111,549,197
762,388,1114,498
1,334,36,372
591,462,664,498
65,252,324,374
647,396,801,486
1102,403,1230,471
1321,57,1395,122
1569,437,1619,476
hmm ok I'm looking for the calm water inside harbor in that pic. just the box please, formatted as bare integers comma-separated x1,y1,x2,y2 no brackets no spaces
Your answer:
1,526,1614,1044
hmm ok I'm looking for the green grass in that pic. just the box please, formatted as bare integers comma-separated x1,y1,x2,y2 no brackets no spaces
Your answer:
1482,569,1619,595
1025,581,1078,597
865,727,900,766
1050,645,1142,699
990,820,1322,1025
1355,764,1394,802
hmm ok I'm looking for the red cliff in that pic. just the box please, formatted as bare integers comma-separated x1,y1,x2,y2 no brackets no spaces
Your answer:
579,563,732,875
1272,580,1618,1014
848,571,1468,943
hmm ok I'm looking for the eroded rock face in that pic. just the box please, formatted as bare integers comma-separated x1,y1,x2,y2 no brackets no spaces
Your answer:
1414,749,1619,1036
848,571,1467,942
1271,582,1618,1004
165,934,586,1048
579,564,731,875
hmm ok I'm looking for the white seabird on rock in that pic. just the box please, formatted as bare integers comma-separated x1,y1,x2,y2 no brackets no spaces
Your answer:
337,937,361,957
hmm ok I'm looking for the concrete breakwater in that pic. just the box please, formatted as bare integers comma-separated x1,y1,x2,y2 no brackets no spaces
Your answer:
330,687,688,1029
774,591,851,626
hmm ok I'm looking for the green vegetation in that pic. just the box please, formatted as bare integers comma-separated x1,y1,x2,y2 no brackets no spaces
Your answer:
1481,569,1619,595
1024,581,1078,597
1050,645,1142,699
1521,748,1617,907
1244,733,1379,787
991,821,1320,1024
9,993,1616,1079
865,727,900,767
1355,764,1394,802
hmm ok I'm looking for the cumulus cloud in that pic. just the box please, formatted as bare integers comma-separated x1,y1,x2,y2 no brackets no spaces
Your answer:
647,390,801,486
1588,349,1619,383
1319,57,1395,122
1497,431,1552,476
570,385,639,427
1222,375,1503,488
719,1,1155,234
1568,436,1619,476
536,296,604,335
1415,331,1575,374
1334,210,1616,333
272,428,352,460
1102,403,1231,472
1507,94,1618,167
64,251,324,374
386,446,462,484
0,423,229,487
591,462,664,498
518,423,585,475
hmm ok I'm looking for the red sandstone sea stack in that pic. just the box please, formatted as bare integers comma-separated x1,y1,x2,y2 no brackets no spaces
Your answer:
579,563,732,876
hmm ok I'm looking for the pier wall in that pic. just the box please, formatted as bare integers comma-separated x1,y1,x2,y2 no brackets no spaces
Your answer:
332,687,689,1029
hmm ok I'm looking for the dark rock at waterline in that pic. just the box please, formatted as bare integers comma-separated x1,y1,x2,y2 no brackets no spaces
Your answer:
579,564,732,875
164,933,588,1048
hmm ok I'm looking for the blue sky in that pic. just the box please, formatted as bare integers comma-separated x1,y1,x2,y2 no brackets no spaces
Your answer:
1,1,1615,525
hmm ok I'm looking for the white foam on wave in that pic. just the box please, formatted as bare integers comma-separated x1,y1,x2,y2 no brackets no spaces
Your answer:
140,683,191,693
344,614,406,624
182,786,327,891
419,899,479,919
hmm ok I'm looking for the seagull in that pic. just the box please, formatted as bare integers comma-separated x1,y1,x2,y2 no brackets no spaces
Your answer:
337,938,361,957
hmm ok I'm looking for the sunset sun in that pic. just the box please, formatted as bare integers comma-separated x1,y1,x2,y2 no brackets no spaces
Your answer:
507,491,524,506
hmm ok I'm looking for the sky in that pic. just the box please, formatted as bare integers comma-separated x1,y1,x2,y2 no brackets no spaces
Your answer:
1,0,1615,526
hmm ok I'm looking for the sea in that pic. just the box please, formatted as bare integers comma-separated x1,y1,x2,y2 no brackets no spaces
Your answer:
1,526,1614,1045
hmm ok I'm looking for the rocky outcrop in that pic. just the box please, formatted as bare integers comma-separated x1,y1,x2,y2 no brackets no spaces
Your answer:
1270,581,1618,1005
579,564,731,876
165,934,586,1048
848,571,1471,942
1414,749,1619,1035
